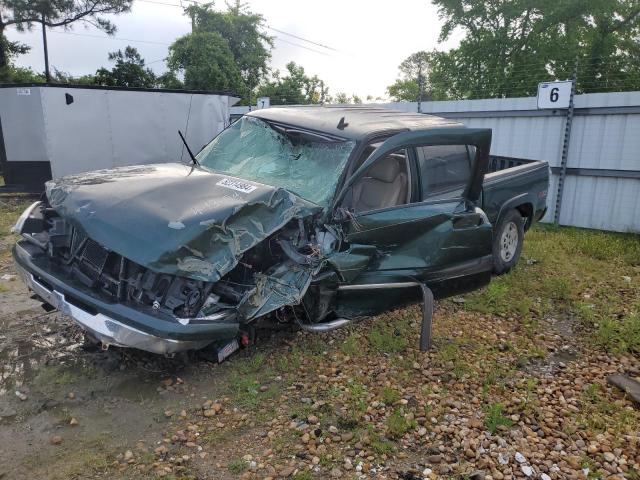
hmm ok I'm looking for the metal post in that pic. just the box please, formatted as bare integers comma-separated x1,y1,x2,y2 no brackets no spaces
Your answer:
41,13,50,82
417,64,424,113
553,63,578,224
419,284,434,352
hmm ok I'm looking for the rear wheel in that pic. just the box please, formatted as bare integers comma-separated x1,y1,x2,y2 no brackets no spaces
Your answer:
492,209,524,274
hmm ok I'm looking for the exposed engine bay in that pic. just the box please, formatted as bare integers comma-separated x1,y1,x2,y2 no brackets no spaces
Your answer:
19,199,340,327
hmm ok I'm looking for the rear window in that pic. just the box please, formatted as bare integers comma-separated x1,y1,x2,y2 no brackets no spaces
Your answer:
416,145,475,200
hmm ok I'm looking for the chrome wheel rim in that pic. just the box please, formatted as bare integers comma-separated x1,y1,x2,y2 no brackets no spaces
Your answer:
500,221,518,262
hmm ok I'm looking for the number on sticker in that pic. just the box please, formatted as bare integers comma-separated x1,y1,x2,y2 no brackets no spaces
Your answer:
550,87,559,102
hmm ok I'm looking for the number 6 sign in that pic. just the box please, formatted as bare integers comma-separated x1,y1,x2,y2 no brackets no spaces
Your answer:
537,81,573,109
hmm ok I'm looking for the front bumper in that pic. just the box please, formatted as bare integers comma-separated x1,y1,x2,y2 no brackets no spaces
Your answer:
13,241,239,355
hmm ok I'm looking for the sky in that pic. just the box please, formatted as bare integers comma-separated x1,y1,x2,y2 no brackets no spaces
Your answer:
5,0,463,100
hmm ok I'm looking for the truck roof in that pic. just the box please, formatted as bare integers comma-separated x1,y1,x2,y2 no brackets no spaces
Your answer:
247,106,464,141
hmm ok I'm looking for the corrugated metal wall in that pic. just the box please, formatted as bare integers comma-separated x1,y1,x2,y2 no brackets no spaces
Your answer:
385,92,640,233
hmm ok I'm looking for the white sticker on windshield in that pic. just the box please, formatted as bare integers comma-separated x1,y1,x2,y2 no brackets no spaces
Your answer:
216,177,257,194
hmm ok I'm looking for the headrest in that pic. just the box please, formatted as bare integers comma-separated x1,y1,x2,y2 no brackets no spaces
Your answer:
367,157,402,183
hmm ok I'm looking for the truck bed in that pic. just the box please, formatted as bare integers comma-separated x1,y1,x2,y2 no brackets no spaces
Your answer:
481,156,550,228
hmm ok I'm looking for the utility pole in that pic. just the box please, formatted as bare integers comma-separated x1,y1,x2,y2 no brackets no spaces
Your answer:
41,13,51,82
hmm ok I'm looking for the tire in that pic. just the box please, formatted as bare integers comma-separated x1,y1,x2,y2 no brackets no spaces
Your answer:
492,209,524,274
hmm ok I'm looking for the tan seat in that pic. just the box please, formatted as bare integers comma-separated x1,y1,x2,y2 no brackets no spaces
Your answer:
353,156,408,213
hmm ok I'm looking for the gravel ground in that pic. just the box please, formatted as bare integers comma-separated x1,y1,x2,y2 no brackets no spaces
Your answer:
1,194,639,480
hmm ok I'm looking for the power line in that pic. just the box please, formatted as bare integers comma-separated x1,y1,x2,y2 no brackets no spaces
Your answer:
47,29,173,46
273,36,331,56
266,26,339,53
135,0,340,54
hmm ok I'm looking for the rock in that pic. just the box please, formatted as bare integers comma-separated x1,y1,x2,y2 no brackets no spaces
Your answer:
50,435,63,445
417,427,427,436
341,432,354,442
203,409,216,417
307,415,319,425
515,452,526,463
330,467,342,478
69,418,78,426
67,392,75,400
603,452,615,462
521,465,533,476
497,453,509,465
540,474,551,480
607,374,640,404
279,466,294,477
164,410,173,418
427,454,442,463
15,391,27,401
124,450,134,461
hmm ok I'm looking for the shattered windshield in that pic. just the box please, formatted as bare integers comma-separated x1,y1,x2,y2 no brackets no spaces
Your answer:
197,116,355,206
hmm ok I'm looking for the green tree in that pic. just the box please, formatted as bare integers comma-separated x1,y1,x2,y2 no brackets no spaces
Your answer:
426,0,640,98
166,31,243,92
0,0,132,74
157,71,183,90
256,62,328,105
333,92,349,104
95,46,157,88
183,1,272,102
387,51,449,101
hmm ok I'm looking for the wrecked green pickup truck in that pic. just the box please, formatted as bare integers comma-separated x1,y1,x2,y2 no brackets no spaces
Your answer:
12,107,548,356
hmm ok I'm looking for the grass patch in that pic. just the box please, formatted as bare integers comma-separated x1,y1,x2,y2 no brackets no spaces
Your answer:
228,373,278,409
275,347,302,373
340,333,361,356
367,425,396,455
483,403,513,434
228,458,248,474
381,386,401,405
386,408,416,438
368,325,407,354
578,383,640,436
594,310,640,355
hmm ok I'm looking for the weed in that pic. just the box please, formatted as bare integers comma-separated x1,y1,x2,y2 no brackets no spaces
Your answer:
386,408,415,438
367,425,396,455
541,277,573,301
438,342,460,363
227,372,278,410
368,325,407,354
483,403,513,434
578,383,640,435
381,386,401,405
275,348,302,373
234,352,265,374
342,379,367,426
293,472,314,480
594,310,640,355
228,458,248,474
340,334,360,356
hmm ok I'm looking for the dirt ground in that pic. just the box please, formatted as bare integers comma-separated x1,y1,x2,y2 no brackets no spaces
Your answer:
1,194,639,480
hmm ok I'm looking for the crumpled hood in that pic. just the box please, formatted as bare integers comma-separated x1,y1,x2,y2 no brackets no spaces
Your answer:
45,163,321,282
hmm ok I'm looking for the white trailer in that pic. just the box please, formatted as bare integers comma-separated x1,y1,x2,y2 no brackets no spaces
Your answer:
0,84,239,191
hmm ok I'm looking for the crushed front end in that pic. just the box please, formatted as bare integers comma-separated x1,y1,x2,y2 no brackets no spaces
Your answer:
13,189,338,355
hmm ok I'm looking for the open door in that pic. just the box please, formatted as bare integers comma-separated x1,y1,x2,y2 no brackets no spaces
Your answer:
331,128,494,311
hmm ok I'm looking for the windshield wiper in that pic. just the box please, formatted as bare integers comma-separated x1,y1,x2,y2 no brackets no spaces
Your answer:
178,130,199,166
